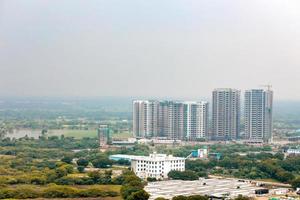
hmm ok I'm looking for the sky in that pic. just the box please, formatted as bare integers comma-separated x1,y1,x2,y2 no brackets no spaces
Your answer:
0,0,300,100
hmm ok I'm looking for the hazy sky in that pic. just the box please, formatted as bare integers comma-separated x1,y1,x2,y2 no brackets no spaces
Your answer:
1,0,300,100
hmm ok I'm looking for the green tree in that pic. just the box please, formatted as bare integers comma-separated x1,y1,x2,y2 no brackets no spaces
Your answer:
147,177,157,182
234,195,254,200
92,158,113,168
61,156,73,164
172,195,188,200
55,166,68,178
127,189,150,200
64,164,74,174
77,166,85,173
291,177,300,189
187,195,209,200
168,170,199,181
120,171,144,200
77,158,89,167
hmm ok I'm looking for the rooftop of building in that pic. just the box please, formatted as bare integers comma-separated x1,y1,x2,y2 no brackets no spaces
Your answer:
109,153,185,162
213,88,240,92
145,178,266,200
132,153,185,161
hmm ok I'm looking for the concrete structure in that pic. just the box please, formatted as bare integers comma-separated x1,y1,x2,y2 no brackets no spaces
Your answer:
191,147,209,159
137,137,182,145
111,137,137,146
158,101,184,140
286,148,300,155
145,178,267,200
244,88,273,143
109,154,140,162
133,100,160,138
183,101,209,140
131,153,185,179
133,100,209,141
98,125,111,148
212,88,241,140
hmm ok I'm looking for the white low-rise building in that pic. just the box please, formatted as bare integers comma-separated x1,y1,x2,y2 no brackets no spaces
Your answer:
131,153,185,179
287,148,300,154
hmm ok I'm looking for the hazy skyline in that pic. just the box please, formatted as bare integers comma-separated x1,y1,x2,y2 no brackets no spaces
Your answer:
1,0,300,100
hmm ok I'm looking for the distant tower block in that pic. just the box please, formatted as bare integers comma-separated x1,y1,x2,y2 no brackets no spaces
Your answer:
98,125,111,149
212,88,241,140
245,87,273,143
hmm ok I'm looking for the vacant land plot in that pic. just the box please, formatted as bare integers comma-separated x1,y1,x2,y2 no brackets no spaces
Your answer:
48,129,132,139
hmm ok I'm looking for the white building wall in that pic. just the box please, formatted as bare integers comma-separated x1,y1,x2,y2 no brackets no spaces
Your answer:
183,101,209,140
131,154,185,179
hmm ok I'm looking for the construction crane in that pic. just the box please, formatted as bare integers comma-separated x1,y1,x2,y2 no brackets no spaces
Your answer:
260,84,272,91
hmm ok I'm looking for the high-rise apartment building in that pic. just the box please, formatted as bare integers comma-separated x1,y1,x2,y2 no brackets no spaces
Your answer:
98,125,111,148
212,88,240,140
244,88,273,142
133,100,209,140
183,101,209,140
133,100,159,138
158,101,184,140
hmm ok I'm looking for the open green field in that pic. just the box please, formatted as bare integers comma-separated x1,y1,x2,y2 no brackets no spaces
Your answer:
48,129,132,139
62,130,97,138
112,131,132,139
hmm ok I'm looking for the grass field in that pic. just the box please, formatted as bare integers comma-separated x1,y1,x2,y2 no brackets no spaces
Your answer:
255,178,280,183
63,130,98,138
111,131,132,139
48,129,132,139
47,129,97,138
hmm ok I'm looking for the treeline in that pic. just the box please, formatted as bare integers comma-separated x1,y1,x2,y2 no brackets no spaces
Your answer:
0,167,144,199
0,184,119,199
153,144,272,158
186,152,300,184
168,170,202,181
0,135,99,150
0,136,131,188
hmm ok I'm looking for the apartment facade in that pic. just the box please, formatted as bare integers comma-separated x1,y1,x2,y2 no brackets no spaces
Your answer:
133,100,159,138
212,88,241,140
133,100,209,140
160,101,184,140
183,101,209,140
244,89,273,142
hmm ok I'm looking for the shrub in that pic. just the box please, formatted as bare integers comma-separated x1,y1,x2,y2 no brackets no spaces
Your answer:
55,176,76,185
61,156,73,164
77,158,89,167
77,165,85,173
168,170,199,181
14,185,40,199
127,189,150,200
42,185,79,198
79,188,118,197
0,188,15,199
147,177,157,182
